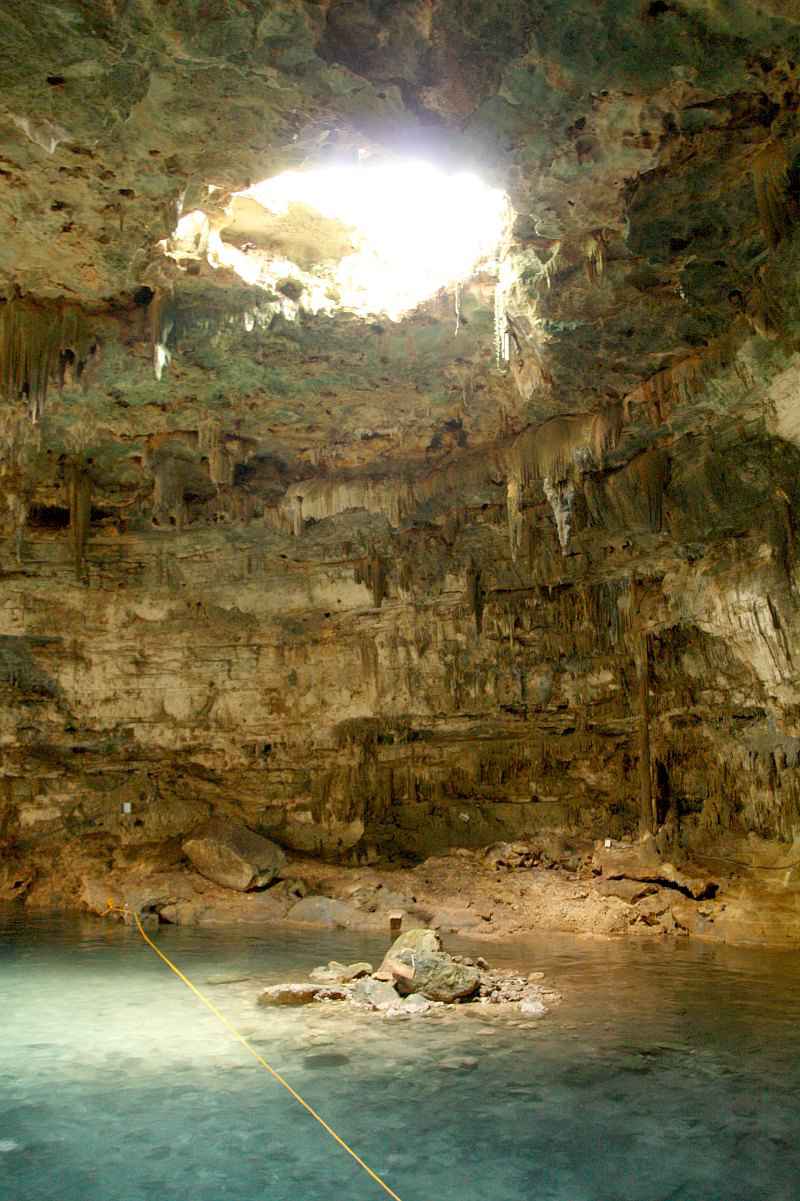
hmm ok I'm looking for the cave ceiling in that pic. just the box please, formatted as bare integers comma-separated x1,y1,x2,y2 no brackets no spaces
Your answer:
5,1,800,886
0,0,798,497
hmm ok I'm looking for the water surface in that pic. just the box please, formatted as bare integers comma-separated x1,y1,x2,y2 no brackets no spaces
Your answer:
2,906,798,1201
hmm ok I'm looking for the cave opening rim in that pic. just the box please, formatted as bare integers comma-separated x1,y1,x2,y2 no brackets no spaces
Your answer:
165,156,513,323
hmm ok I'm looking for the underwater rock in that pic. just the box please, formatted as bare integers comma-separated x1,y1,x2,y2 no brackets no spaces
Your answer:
519,995,548,1018
258,983,320,1006
182,818,285,892
391,949,480,1003
303,1052,351,1069
437,1056,479,1070
391,993,437,1017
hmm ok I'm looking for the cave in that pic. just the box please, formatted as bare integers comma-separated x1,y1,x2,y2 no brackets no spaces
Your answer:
2,2,800,1199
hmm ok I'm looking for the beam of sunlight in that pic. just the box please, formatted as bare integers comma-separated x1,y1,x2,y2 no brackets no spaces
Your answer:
241,161,508,319
163,160,510,323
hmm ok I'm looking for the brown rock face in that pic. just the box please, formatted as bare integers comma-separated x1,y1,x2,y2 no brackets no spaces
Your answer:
182,818,285,891
2,1,800,945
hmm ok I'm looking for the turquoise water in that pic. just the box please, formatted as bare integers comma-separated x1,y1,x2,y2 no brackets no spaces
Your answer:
2,908,799,1201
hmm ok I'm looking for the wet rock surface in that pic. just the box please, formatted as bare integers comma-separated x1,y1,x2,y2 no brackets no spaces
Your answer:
77,826,800,949
258,983,321,1007
309,960,373,985
259,931,560,1021
1,2,800,952
390,950,480,1003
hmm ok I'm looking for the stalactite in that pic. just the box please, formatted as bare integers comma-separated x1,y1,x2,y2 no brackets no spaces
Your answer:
67,458,91,581
0,297,93,422
628,330,744,426
291,495,304,538
201,420,234,486
744,277,784,340
540,242,562,289
506,405,622,558
466,560,484,635
542,475,576,552
752,141,792,250
150,288,175,381
0,411,38,558
631,447,669,532
510,405,623,487
150,456,187,531
506,475,525,562
583,231,607,284
493,280,508,367
355,550,386,609
631,577,656,835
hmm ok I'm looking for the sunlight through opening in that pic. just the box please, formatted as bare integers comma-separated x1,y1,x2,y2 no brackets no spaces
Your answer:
164,160,510,324
239,161,509,319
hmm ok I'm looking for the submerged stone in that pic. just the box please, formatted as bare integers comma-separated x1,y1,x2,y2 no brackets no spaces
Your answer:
258,983,319,1006
519,995,548,1018
437,1056,479,1071
303,1052,350,1069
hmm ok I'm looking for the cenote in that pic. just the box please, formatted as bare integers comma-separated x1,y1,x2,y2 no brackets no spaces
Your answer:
2,907,800,1201
4,3,800,1200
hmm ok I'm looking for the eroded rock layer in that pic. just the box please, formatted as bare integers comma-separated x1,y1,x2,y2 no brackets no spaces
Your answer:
2,1,800,942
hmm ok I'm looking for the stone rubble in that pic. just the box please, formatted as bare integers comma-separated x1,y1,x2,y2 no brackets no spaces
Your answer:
256,930,560,1021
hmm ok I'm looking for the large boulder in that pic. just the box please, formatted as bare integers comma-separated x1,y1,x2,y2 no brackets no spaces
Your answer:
286,896,359,927
375,927,442,979
182,817,285,891
592,837,717,900
391,949,480,1003
430,908,483,932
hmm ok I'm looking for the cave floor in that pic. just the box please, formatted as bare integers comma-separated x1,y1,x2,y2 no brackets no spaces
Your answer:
2,908,799,1201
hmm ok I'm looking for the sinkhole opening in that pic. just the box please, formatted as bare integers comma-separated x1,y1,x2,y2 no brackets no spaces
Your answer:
164,158,510,323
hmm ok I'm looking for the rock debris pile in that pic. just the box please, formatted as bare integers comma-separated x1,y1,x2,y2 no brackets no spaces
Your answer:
257,928,562,1020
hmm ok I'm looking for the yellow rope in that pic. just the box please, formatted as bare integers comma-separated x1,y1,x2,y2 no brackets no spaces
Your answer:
105,903,405,1201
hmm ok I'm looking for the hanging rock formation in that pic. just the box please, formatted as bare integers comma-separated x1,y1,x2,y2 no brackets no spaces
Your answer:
1,1,800,943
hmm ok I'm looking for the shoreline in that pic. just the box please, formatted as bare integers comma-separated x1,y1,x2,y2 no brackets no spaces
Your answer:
6,832,800,952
